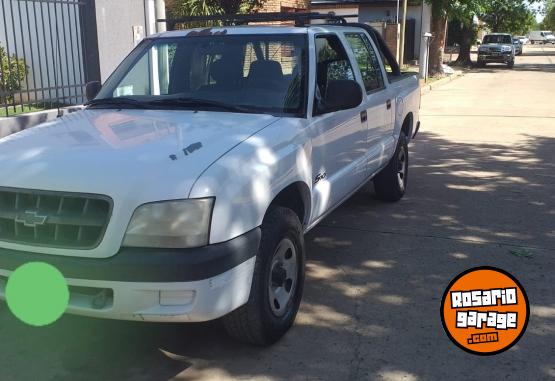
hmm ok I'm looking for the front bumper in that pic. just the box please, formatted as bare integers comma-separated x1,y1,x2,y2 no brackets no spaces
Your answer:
0,228,260,322
478,53,513,63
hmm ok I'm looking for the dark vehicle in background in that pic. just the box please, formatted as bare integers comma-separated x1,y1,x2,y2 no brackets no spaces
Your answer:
513,38,523,55
477,33,515,68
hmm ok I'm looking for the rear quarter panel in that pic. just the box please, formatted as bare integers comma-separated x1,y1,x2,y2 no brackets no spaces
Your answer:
389,73,420,142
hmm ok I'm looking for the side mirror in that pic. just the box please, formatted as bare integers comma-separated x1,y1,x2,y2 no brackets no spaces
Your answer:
85,81,102,102
319,80,363,114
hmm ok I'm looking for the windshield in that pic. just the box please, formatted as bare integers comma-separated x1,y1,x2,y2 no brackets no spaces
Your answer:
483,35,512,44
96,34,308,116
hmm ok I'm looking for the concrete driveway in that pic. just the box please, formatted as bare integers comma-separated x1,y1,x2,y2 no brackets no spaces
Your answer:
1,45,554,381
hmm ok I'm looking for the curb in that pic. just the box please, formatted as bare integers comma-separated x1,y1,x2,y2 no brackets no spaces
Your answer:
421,71,465,95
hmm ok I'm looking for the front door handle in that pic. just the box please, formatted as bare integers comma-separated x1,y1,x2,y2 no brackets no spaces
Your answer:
386,99,392,109
360,110,367,123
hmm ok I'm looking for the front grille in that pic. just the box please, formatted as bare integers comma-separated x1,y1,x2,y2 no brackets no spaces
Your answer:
0,188,112,249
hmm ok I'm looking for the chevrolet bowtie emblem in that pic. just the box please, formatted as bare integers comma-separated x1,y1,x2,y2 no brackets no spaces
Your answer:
15,210,48,227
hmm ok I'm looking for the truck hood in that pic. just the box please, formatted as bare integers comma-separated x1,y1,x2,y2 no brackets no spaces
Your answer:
0,109,279,202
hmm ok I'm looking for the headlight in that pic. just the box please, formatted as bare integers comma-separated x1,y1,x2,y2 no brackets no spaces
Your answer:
502,46,512,52
123,198,214,248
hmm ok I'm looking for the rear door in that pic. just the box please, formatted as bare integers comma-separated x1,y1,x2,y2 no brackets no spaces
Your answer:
344,31,395,174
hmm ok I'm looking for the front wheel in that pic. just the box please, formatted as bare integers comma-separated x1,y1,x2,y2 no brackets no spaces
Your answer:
507,60,514,69
373,133,409,202
223,207,305,346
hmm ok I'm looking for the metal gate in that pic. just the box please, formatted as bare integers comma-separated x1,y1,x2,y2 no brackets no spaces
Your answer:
0,0,93,116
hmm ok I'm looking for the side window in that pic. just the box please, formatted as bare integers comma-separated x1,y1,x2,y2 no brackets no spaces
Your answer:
315,35,355,101
345,33,385,92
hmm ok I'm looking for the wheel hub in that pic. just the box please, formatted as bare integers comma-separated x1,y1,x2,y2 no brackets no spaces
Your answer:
268,238,298,317
271,266,287,287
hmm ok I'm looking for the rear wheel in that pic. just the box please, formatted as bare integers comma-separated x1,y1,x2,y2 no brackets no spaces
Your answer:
223,207,305,346
374,133,409,202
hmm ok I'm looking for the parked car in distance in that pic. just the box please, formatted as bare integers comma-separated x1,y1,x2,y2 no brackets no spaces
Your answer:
513,38,523,55
529,30,555,44
514,35,529,45
477,33,515,68
0,15,421,345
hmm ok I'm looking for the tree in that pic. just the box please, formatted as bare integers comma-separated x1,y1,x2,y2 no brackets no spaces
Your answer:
448,18,478,67
541,1,555,30
0,45,27,104
479,0,536,34
425,0,480,75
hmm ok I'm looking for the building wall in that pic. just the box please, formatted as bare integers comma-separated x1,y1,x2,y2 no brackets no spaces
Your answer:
94,0,148,81
359,4,432,59
310,5,360,23
261,0,310,13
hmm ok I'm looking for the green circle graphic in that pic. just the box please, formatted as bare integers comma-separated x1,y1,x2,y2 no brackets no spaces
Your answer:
5,262,69,326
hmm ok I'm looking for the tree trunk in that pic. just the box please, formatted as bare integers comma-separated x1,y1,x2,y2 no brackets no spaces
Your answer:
429,14,447,76
454,43,472,66
453,22,474,67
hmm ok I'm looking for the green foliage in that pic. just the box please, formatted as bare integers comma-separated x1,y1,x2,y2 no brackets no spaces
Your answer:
479,0,537,34
541,2,555,30
427,0,539,32
166,0,266,25
0,45,28,104
166,0,222,28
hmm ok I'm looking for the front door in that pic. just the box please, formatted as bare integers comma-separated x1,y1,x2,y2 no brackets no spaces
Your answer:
308,34,368,220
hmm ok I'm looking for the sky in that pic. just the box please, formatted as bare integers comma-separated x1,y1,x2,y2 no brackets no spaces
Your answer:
530,1,545,22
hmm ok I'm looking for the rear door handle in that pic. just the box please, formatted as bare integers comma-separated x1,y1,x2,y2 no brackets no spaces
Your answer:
360,110,367,123
386,99,392,109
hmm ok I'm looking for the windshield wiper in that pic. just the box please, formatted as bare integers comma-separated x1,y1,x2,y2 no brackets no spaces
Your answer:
146,98,252,113
86,97,149,109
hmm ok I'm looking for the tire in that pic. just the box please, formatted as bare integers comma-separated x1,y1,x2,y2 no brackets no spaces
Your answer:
477,61,486,68
374,133,408,202
223,207,305,346
507,60,514,69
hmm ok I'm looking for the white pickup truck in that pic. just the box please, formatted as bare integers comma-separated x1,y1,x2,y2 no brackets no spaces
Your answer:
0,15,420,345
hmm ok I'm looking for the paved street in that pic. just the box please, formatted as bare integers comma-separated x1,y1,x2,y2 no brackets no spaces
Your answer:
1,44,554,381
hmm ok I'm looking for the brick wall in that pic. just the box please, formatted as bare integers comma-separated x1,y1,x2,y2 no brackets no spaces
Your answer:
259,0,310,14
384,23,399,60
